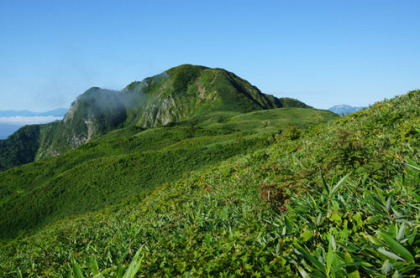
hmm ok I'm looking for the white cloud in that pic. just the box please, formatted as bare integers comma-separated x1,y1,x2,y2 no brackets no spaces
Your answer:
0,116,62,125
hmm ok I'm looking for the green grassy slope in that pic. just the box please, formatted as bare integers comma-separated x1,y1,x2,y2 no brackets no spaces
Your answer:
0,91,418,277
0,108,336,240
0,65,309,171
125,65,309,126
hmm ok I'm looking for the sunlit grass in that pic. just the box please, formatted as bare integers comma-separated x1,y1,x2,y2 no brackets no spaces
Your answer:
0,91,419,276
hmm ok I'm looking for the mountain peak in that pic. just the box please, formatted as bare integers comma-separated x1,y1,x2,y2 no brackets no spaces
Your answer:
1,65,310,170
166,63,209,73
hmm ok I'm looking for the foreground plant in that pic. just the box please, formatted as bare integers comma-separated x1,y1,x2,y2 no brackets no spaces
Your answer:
285,160,420,277
1,91,418,277
71,246,144,278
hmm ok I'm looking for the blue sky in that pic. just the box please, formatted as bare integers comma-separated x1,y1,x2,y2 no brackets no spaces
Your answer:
0,0,419,110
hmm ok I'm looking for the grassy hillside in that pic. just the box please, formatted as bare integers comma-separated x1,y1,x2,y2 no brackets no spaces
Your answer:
0,91,418,277
0,108,335,240
0,65,309,171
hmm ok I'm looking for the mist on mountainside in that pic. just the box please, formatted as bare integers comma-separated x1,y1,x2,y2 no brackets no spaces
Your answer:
0,65,310,171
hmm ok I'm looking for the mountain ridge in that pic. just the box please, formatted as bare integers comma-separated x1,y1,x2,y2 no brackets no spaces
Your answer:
329,104,365,115
0,64,310,171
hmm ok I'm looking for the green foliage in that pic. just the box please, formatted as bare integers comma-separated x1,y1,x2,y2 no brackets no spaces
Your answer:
288,162,419,277
167,64,207,92
278,125,303,141
71,246,145,278
0,108,334,239
0,90,419,277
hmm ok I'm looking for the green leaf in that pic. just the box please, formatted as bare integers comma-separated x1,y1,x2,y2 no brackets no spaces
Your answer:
392,270,402,278
329,213,342,223
330,234,337,251
72,258,85,278
326,235,334,276
330,174,350,197
321,172,329,194
300,230,313,242
366,215,383,225
381,260,393,274
16,269,23,278
204,232,211,245
397,223,406,241
411,191,420,203
316,213,323,226
379,231,415,263
406,160,420,171
275,243,281,255
377,248,404,261
296,266,311,278
342,252,361,278
333,262,368,275
388,224,397,239
88,256,99,276
366,234,382,245
385,196,392,210
285,216,293,234
408,227,417,245
295,243,326,274
309,194,318,209
116,265,124,278
343,251,353,264
123,246,145,278
352,213,363,228
93,271,109,278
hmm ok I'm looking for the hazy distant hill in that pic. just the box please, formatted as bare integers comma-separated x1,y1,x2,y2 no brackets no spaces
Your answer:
328,104,365,115
0,108,67,117
0,64,310,170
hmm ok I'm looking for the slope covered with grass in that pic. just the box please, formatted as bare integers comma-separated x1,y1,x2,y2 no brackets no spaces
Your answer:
0,107,335,240
0,91,418,277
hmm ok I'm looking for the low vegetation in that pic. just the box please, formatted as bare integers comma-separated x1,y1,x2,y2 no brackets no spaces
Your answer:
0,108,335,239
0,91,418,277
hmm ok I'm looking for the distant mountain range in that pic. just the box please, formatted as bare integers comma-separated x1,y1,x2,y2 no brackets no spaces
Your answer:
328,104,365,115
0,108,68,117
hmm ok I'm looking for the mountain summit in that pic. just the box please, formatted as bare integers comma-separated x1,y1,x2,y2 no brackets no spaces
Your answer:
329,104,365,115
65,64,309,134
121,65,309,127
0,65,309,171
